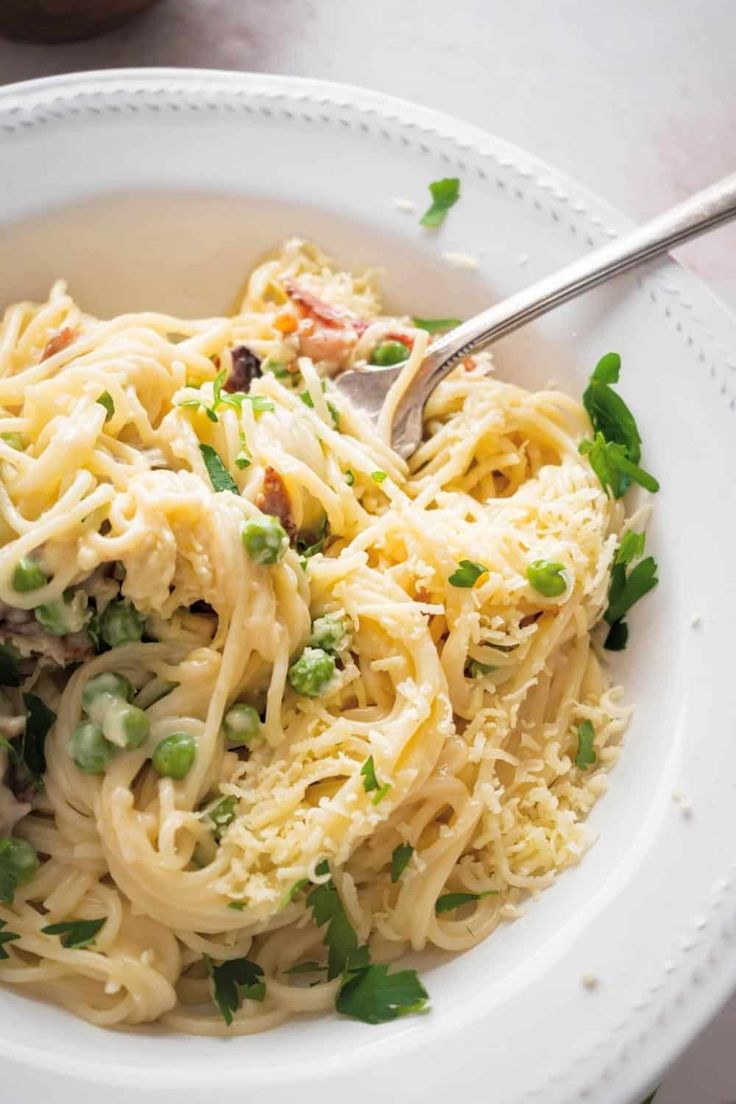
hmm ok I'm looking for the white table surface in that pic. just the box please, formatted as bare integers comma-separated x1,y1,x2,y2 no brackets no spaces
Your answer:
1,2,735,1100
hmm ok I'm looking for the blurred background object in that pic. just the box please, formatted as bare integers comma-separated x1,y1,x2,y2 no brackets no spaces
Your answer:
0,0,161,43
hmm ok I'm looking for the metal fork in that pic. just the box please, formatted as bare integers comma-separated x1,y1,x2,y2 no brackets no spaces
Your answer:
334,173,736,459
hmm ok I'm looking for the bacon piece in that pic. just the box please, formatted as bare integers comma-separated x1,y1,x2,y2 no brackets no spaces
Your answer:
383,332,415,351
296,320,358,366
284,280,369,335
225,345,262,393
519,611,543,629
41,326,77,361
256,466,297,543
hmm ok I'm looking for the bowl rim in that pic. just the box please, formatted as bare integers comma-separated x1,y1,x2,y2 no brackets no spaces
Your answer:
2,66,736,1104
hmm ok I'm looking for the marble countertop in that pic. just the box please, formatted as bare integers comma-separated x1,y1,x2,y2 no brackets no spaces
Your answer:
1,2,735,1100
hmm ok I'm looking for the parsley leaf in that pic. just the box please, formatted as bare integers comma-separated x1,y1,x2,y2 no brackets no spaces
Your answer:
390,843,414,883
42,917,106,949
604,619,629,651
575,720,596,770
336,963,429,1024
360,756,391,805
583,353,641,462
605,556,658,626
412,317,461,333
435,890,498,914
0,919,20,960
179,370,275,423
578,355,658,499
0,919,19,957
0,643,20,687
226,392,274,414
279,876,309,909
344,469,355,486
199,444,238,495
616,529,646,566
227,900,245,911
371,470,387,484
205,955,265,1025
603,532,657,650
19,693,55,787
420,177,461,228
299,390,315,409
448,559,487,588
307,863,364,980
579,434,659,498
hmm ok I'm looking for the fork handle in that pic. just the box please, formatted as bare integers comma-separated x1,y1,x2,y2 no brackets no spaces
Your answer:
411,172,736,397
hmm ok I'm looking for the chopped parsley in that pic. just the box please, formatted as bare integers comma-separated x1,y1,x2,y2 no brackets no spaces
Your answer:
227,900,245,911
412,317,461,333
604,530,658,650
280,876,309,909
41,916,106,949
448,559,487,588
420,177,461,228
578,354,659,498
575,720,596,770
390,843,414,883
307,861,367,979
435,890,498,914
7,693,56,793
344,469,355,486
0,920,20,960
199,444,238,495
296,516,328,564
336,963,429,1024
205,955,265,1025
371,470,388,484
97,391,114,421
179,369,274,423
305,860,429,1024
360,755,391,805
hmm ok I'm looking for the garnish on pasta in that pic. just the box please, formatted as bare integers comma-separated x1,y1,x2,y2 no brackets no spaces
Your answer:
0,238,656,1035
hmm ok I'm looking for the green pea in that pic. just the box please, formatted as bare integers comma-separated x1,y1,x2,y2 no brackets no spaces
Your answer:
223,703,261,746
68,721,117,775
34,590,89,636
370,341,409,367
309,613,349,653
0,837,39,889
99,599,145,647
82,671,134,716
526,559,568,598
241,516,288,566
288,647,336,698
12,555,48,593
1,432,24,451
102,701,150,750
152,732,196,779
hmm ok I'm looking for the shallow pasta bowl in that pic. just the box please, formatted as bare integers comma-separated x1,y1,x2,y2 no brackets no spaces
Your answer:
1,68,736,1104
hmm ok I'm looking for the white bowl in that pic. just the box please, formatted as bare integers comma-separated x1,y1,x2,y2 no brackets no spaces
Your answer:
2,69,736,1104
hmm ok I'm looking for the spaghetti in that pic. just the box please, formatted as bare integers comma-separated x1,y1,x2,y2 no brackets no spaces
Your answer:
0,239,633,1034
